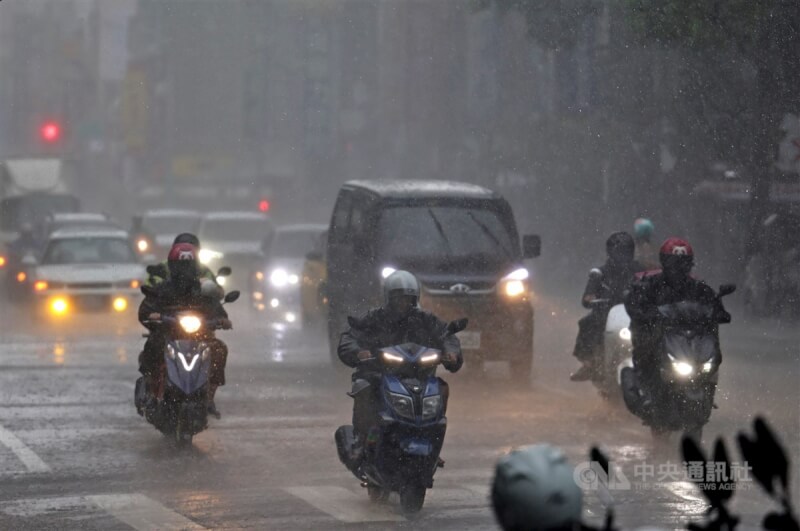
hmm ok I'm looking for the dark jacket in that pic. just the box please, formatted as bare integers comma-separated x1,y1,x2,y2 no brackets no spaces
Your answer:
625,273,730,327
582,260,644,308
338,307,463,372
138,279,228,331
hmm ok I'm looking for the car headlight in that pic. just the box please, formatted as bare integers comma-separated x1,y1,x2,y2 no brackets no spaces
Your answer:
672,360,694,377
34,280,49,292
199,249,223,265
0,255,6,268
112,297,128,312
619,327,632,341
381,266,397,279
270,268,288,287
702,361,714,373
136,239,149,252
387,392,414,419
422,395,442,420
382,351,404,364
501,268,529,298
179,315,202,333
50,297,69,315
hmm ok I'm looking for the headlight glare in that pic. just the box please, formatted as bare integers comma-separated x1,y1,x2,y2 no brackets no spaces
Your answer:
504,279,526,297
381,267,397,279
672,360,694,377
179,315,202,333
619,327,632,340
702,361,714,373
136,239,149,252
199,249,223,265
270,269,288,287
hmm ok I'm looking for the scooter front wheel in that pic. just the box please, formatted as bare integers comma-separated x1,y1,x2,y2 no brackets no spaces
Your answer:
400,485,426,514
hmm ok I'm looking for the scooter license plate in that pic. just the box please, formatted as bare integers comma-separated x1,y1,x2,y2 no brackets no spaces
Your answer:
458,331,481,350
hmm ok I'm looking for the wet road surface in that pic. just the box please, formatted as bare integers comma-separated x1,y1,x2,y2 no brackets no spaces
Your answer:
0,293,797,530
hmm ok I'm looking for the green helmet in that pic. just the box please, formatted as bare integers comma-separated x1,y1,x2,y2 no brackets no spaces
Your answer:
633,218,654,241
492,444,583,531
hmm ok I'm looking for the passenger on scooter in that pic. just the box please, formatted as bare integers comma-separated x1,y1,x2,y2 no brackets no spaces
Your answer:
138,243,232,418
624,237,731,410
633,218,659,271
570,232,644,382
338,270,462,459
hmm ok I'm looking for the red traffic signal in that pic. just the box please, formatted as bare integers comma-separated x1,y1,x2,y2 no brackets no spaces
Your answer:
258,199,270,212
40,121,61,143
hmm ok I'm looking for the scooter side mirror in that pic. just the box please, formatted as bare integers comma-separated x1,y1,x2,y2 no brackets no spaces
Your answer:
718,284,736,297
223,290,240,304
588,268,603,280
217,266,232,277
448,318,469,335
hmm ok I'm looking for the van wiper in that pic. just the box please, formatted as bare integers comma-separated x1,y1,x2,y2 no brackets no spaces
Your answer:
428,208,453,256
466,211,511,259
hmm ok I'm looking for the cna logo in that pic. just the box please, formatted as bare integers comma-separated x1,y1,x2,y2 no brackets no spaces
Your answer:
573,461,631,490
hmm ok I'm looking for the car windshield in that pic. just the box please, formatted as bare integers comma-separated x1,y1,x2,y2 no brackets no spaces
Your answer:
201,219,270,241
377,205,517,264
0,195,80,231
42,238,137,265
142,215,200,235
270,231,321,258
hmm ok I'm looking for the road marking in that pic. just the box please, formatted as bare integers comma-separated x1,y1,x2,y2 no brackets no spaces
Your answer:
0,424,50,473
86,494,206,531
2,494,206,530
286,486,406,523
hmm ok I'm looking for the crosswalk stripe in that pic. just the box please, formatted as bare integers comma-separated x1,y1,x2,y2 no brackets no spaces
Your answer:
0,424,50,473
86,494,206,531
285,486,407,523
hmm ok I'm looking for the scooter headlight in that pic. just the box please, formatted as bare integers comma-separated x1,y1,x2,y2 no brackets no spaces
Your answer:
179,315,202,333
420,352,440,364
382,351,404,364
619,327,632,341
422,395,442,420
702,361,714,373
387,392,414,419
672,360,694,377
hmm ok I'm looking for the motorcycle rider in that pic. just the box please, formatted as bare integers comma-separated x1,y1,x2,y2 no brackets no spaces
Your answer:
145,232,219,288
337,270,462,460
491,444,583,531
624,237,731,411
138,243,232,419
633,218,659,271
570,232,644,382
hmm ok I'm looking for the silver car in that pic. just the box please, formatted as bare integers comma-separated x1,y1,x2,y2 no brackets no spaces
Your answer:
31,227,146,316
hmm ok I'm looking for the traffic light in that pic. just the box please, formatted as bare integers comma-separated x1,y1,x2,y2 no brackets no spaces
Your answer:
39,121,62,143
258,199,271,213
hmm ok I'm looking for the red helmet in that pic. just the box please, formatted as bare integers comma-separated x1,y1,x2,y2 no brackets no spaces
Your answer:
659,237,693,257
168,243,198,262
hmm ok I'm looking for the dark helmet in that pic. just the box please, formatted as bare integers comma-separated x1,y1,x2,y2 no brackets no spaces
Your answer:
659,237,694,278
606,231,635,264
167,243,198,284
173,233,200,247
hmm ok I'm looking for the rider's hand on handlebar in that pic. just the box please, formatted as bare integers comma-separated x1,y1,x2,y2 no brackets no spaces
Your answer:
148,312,161,321
442,352,458,365
357,350,373,361
218,318,233,330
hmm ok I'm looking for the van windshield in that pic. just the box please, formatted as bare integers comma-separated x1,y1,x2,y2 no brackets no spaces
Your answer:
377,205,517,266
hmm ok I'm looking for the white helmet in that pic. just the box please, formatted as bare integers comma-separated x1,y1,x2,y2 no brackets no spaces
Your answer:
491,444,583,531
383,270,419,306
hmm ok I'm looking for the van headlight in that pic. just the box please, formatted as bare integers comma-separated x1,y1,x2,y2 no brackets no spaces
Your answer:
422,395,442,420
179,315,202,333
199,249,223,265
501,268,529,298
270,268,299,287
387,392,414,419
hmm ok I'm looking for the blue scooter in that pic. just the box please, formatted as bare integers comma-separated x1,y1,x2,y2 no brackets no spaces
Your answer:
335,318,467,513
